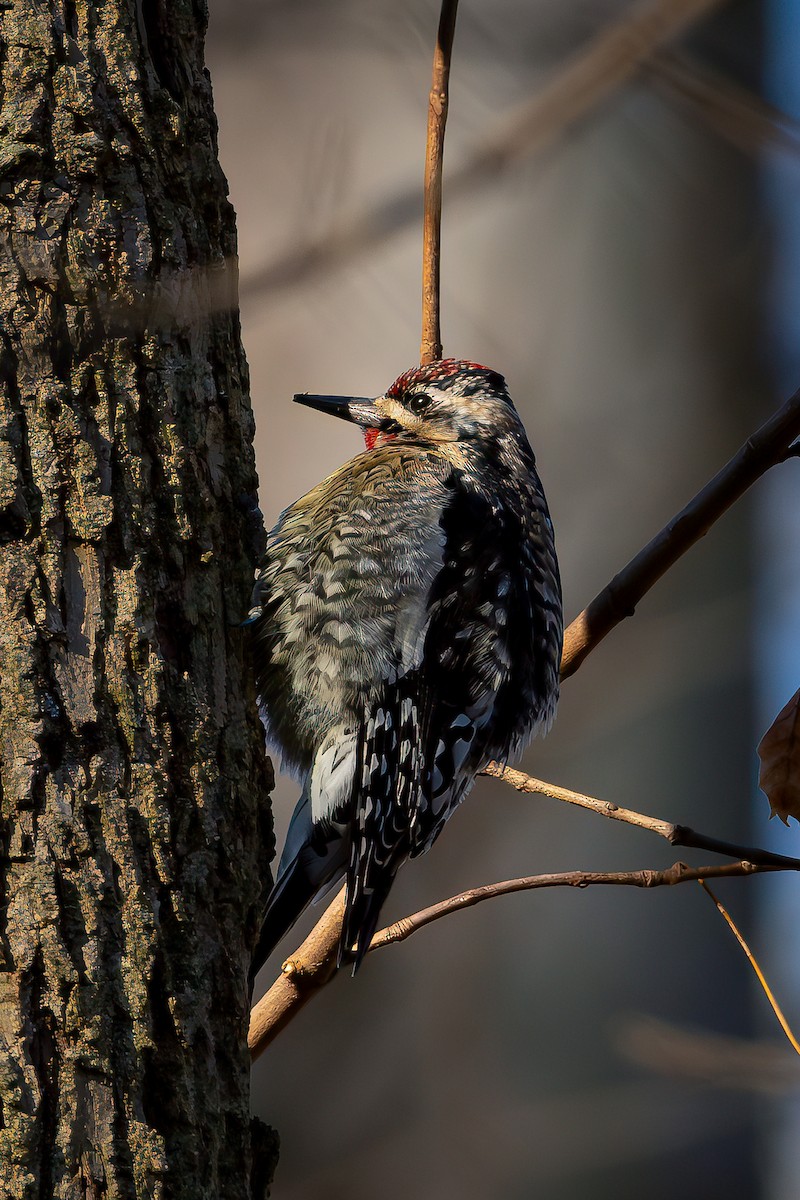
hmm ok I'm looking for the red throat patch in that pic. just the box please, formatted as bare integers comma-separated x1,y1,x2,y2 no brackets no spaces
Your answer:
364,429,396,450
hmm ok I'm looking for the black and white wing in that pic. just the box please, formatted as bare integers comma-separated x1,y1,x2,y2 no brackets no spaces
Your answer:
342,466,561,969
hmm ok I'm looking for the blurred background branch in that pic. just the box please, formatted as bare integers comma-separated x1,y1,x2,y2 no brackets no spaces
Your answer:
647,49,800,157
239,0,731,303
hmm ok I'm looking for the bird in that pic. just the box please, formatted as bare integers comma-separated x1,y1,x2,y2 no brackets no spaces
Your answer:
249,358,562,976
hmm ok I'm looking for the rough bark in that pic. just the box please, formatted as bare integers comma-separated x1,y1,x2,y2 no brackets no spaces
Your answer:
0,2,276,1197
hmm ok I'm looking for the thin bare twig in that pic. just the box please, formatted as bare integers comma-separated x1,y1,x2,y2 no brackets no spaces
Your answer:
249,768,800,1057
481,765,800,870
240,0,728,302
699,881,800,1057
373,861,769,950
249,860,775,1060
560,384,800,678
421,0,459,365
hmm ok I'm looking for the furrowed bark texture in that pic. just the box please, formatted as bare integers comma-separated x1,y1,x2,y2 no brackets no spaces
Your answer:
0,2,276,1197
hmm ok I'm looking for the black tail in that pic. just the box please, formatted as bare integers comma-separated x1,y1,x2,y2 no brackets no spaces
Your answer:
340,873,398,974
250,790,350,984
251,859,318,982
254,850,395,980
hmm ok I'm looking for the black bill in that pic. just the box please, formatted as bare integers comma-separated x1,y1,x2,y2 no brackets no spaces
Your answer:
293,394,383,427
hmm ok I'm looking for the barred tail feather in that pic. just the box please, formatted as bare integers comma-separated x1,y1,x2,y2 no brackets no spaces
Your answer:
341,681,425,973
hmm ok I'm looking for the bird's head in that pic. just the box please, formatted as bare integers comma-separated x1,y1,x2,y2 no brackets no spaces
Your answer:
294,359,520,450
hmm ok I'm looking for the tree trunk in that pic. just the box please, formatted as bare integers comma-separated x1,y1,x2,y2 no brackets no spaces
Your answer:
0,2,276,1196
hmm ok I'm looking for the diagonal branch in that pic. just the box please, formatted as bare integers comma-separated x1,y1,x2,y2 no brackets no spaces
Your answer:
700,880,800,1057
481,765,800,870
249,890,345,1059
560,385,800,677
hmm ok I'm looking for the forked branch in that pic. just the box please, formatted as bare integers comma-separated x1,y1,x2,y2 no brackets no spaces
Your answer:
249,384,800,1061
250,858,784,1061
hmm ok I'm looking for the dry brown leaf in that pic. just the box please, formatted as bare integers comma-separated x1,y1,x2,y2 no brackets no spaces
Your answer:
758,688,800,826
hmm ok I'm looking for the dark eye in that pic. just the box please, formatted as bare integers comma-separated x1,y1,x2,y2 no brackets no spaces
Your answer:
404,391,430,414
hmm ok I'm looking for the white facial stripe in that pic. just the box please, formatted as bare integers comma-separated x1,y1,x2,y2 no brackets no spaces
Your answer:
373,395,428,437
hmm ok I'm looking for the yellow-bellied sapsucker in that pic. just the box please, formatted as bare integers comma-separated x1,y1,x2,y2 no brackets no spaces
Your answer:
250,359,562,974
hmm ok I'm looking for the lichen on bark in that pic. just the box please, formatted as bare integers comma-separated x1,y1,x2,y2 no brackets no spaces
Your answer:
0,1,275,1196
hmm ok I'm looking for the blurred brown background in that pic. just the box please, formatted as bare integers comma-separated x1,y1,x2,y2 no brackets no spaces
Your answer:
206,2,800,1196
